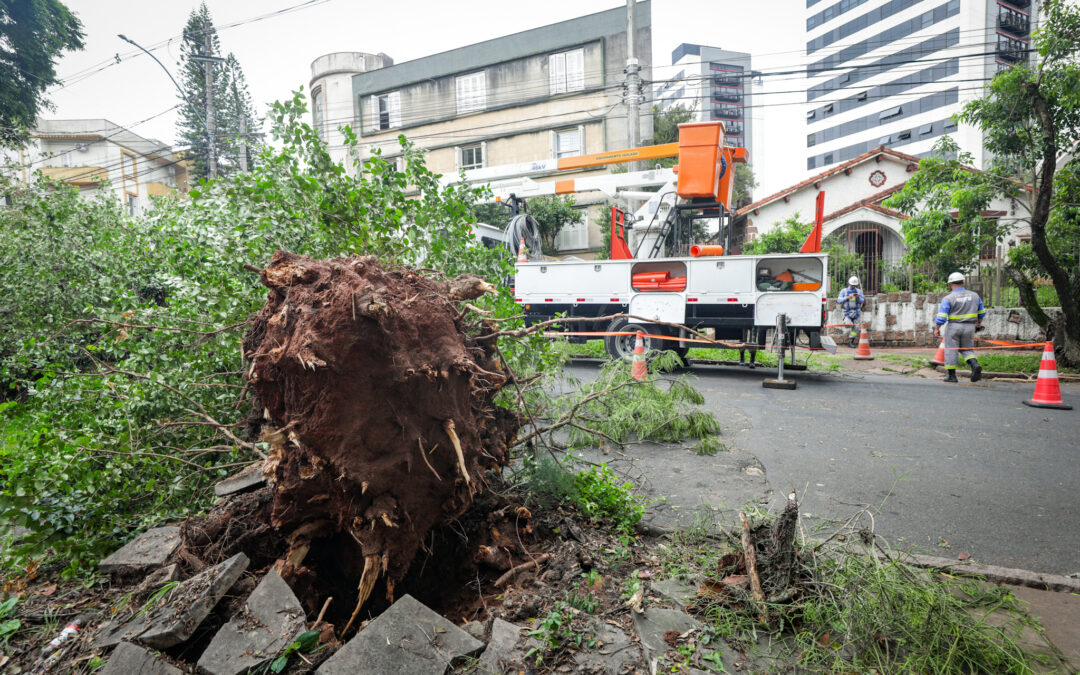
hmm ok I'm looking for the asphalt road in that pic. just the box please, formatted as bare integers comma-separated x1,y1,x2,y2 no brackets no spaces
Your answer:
567,362,1080,575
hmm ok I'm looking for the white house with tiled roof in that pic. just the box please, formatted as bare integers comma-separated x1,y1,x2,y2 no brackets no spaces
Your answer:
734,145,1030,292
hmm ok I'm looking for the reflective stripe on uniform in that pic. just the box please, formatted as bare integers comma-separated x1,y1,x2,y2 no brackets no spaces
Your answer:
948,312,980,320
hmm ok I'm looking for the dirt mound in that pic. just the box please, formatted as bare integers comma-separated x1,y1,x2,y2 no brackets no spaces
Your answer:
238,251,519,620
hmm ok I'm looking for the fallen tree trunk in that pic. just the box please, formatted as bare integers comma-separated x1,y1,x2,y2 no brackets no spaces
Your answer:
236,251,519,620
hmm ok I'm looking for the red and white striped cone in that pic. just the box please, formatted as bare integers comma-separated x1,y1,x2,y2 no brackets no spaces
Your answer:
929,339,946,366
1023,341,1072,410
853,323,874,360
631,331,647,381
516,237,527,263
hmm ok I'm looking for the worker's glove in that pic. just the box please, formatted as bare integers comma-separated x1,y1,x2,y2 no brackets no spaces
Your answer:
975,325,985,333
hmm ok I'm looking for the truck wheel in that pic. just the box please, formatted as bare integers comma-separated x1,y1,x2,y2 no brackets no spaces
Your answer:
604,318,656,361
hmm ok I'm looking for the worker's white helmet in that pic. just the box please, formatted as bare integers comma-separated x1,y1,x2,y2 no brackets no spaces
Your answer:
848,276,860,286
948,272,965,284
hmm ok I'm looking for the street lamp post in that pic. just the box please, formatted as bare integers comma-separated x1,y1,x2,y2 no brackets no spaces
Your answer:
118,34,221,179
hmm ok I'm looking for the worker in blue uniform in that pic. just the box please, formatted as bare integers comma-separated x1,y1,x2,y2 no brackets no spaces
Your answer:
837,276,865,348
934,271,986,383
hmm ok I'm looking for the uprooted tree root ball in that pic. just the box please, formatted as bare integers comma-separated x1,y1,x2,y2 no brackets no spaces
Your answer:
194,251,521,627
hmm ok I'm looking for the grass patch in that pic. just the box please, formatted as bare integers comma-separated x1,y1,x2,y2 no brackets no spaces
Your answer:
977,351,1078,374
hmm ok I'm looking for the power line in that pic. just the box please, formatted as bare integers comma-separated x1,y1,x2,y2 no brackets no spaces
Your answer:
51,0,333,93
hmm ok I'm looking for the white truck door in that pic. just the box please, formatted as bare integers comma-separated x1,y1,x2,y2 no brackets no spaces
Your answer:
629,293,685,324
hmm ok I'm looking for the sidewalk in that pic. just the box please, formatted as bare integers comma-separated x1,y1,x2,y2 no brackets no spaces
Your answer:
1008,583,1080,672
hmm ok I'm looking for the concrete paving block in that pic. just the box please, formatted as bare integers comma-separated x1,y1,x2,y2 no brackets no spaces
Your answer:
95,552,249,649
98,526,181,574
475,618,521,674
631,607,702,660
651,577,699,610
198,570,307,675
1010,585,1080,671
214,462,266,497
98,642,182,675
317,594,484,675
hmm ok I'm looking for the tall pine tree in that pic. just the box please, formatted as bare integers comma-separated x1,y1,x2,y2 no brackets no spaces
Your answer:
176,3,259,180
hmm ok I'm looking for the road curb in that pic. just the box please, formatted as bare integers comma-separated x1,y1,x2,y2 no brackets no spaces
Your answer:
898,552,1080,593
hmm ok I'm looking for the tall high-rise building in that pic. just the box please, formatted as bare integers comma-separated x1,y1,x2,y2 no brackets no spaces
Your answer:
804,0,1037,172
655,44,753,155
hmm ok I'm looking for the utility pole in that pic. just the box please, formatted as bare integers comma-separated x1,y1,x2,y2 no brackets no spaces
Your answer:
204,33,218,180
624,0,642,168
233,81,248,172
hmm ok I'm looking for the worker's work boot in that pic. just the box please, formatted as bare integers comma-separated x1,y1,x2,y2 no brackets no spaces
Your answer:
944,370,958,383
967,358,982,383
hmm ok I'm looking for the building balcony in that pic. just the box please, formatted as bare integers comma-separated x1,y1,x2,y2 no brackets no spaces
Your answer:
711,76,741,87
997,7,1030,37
996,34,1028,62
1004,0,1030,7
711,93,742,104
41,166,108,186
712,106,743,119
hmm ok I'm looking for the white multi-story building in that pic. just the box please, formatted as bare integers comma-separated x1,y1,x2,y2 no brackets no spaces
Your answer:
5,119,190,214
804,0,1037,172
654,44,753,156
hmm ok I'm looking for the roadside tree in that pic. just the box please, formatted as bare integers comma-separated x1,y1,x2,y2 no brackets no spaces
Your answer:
885,0,1080,365
0,0,84,146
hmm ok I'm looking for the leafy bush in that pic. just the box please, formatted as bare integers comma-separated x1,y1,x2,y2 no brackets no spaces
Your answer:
573,463,645,534
0,91,523,576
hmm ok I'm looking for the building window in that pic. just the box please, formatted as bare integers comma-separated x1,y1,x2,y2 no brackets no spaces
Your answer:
549,49,585,94
371,91,401,131
458,143,485,170
879,106,902,121
456,72,486,114
919,122,934,135
979,240,998,260
553,127,583,159
312,87,325,132
556,209,589,251
126,193,140,217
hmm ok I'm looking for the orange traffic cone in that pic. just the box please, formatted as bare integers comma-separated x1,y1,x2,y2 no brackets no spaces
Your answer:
516,237,527,263
853,323,874,360
929,339,946,366
1023,342,1072,410
631,331,647,381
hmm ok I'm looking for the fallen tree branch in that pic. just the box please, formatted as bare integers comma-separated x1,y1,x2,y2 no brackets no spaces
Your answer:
495,553,551,587
486,312,729,347
45,317,246,344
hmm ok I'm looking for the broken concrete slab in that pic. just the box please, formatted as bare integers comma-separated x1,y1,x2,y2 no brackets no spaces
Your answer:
476,618,526,674
98,642,182,675
651,577,699,610
98,526,181,574
95,552,249,649
573,618,642,673
214,461,266,497
631,606,702,659
317,594,484,675
197,570,307,675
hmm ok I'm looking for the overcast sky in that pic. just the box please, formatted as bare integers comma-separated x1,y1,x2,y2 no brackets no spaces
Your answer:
47,0,807,194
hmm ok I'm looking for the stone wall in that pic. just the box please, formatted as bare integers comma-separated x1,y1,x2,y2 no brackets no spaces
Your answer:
825,292,1052,346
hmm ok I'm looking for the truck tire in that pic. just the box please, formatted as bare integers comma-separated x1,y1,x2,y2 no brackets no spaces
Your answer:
604,318,658,361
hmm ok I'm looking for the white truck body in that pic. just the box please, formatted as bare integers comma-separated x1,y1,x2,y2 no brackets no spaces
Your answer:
515,253,829,349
